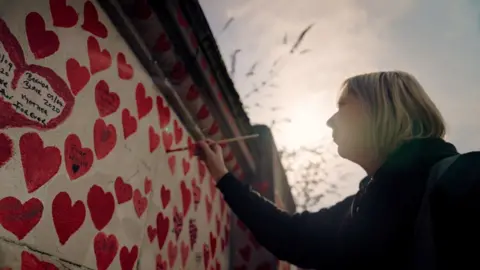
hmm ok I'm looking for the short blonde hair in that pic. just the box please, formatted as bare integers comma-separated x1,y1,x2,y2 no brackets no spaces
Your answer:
340,71,446,158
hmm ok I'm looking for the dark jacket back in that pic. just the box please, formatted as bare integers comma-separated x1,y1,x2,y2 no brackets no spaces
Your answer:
217,138,480,270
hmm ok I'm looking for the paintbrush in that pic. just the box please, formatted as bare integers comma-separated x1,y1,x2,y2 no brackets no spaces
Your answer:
166,134,260,153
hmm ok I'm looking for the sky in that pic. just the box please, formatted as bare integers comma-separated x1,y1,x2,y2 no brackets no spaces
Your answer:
199,0,480,207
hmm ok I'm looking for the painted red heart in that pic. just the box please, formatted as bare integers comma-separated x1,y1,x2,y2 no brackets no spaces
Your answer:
169,61,188,83
162,131,173,150
149,126,160,153
133,0,152,19
156,212,170,250
209,232,217,259
0,197,43,240
196,104,210,120
156,254,167,270
180,240,189,268
156,96,171,128
0,133,13,168
52,192,86,245
87,36,111,74
220,197,226,216
147,225,156,242
160,185,171,208
172,206,184,240
49,0,78,28
215,215,221,235
93,118,117,159
94,232,118,270
208,122,219,135
176,8,189,28
186,84,200,101
167,155,176,175
82,1,108,38
187,137,195,159
122,109,137,139
188,218,198,249
21,251,59,270
66,58,90,96
136,83,152,119
87,185,115,230
224,151,234,162
210,178,217,201
119,245,138,270
144,177,152,194
64,133,93,180
173,120,183,144
239,244,252,262
198,160,206,183
221,238,226,252
203,243,210,269
180,181,192,216
189,32,198,49
20,132,61,193
114,177,132,204
205,196,213,223
94,80,119,117
26,12,59,59
117,52,133,80
182,158,190,176
133,189,148,218
192,178,201,210
153,33,171,52
167,240,178,268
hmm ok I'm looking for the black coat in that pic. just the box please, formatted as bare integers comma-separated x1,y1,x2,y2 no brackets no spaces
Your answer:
217,138,480,270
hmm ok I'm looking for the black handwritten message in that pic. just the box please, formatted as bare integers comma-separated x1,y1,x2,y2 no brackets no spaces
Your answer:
68,144,89,173
0,45,65,126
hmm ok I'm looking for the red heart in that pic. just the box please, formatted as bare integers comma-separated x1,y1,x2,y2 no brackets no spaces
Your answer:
87,36,111,74
20,132,61,193
176,8,189,28
192,178,201,210
215,215,221,235
188,219,198,249
220,197,226,216
133,189,148,218
21,251,58,270
173,120,183,144
82,1,108,38
182,158,190,176
50,0,78,28
209,232,217,259
172,206,183,240
180,181,192,216
122,109,137,139
93,118,117,159
180,240,190,268
148,126,160,153
168,240,178,268
52,192,86,245
87,185,115,230
187,137,195,159
117,52,133,80
114,177,132,204
169,61,187,83
156,254,167,270
156,96,171,128
186,84,200,101
203,243,210,269
153,33,171,52
94,232,118,270
196,104,210,120
144,177,152,194
119,245,138,270
156,212,170,250
198,160,206,183
189,32,198,49
26,12,59,59
147,225,156,242
0,133,13,168
136,83,152,119
160,185,171,208
208,122,219,135
167,155,176,175
66,58,90,96
64,133,93,180
210,178,217,201
162,131,173,150
94,80,119,117
205,196,213,223
239,244,252,262
0,197,43,240
224,151,234,162
133,0,152,19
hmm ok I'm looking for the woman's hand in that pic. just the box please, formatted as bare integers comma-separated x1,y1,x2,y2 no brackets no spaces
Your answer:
196,139,229,182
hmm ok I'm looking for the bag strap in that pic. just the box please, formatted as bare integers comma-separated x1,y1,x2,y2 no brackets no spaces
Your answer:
413,154,460,269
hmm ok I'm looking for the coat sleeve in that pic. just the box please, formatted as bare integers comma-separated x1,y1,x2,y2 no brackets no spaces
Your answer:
217,173,354,269
431,153,480,270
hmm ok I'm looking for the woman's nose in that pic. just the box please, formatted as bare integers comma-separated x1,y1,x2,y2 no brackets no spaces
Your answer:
326,113,335,128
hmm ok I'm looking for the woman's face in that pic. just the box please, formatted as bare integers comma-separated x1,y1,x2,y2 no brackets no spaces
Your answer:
327,94,371,163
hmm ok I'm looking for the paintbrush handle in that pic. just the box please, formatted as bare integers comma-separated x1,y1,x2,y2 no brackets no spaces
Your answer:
166,134,259,153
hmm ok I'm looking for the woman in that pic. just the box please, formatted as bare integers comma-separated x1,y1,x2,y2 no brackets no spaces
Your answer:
197,71,477,270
